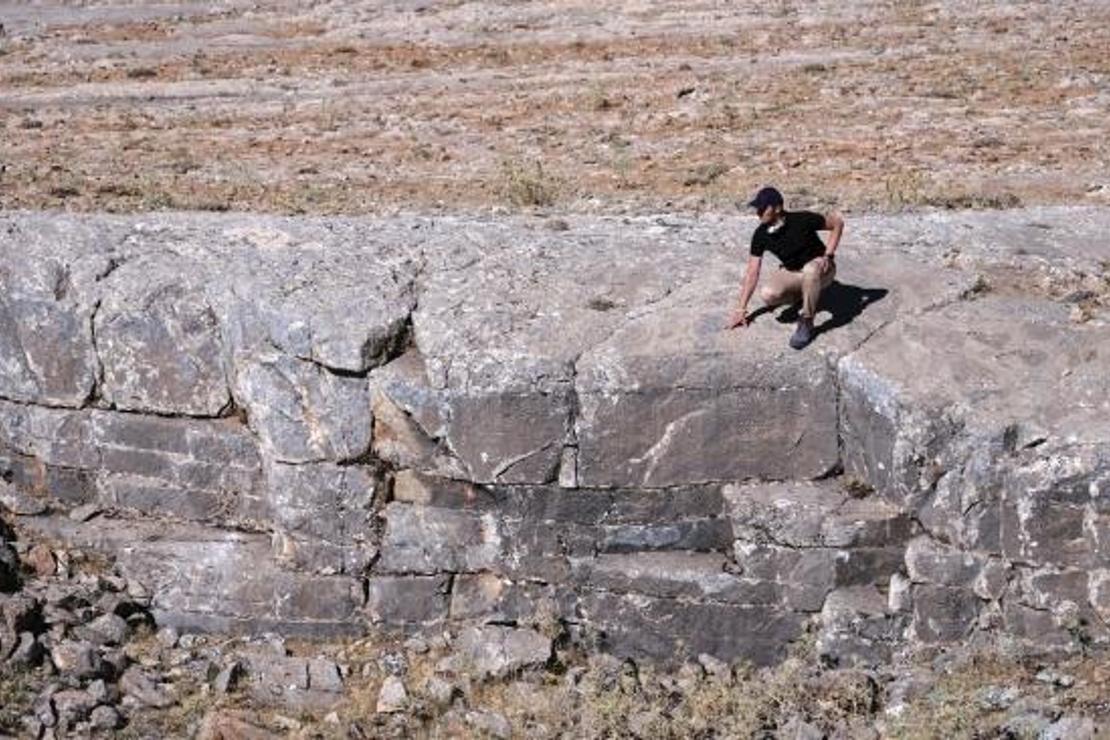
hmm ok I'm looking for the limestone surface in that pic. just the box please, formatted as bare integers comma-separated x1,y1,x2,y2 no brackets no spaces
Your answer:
1,207,1108,663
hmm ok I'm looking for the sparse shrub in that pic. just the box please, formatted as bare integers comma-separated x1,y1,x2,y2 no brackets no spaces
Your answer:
884,170,927,209
844,477,875,498
684,162,729,187
126,66,158,80
498,159,560,208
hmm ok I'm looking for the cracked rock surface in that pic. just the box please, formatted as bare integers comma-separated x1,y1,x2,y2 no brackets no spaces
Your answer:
0,207,1108,668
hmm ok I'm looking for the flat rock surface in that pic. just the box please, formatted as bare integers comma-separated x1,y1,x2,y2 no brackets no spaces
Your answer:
2,207,1105,474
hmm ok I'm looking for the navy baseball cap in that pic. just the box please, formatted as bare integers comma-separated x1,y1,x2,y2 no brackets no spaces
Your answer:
748,186,784,211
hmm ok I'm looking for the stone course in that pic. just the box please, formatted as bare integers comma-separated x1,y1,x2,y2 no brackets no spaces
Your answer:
0,208,1108,666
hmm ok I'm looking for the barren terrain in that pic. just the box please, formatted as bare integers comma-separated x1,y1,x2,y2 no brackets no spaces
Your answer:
1,0,1108,216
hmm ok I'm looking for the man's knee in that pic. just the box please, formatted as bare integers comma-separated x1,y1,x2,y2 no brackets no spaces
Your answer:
759,285,783,304
802,260,822,282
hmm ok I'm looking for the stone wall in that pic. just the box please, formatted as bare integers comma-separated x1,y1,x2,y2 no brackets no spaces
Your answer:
1,209,1107,666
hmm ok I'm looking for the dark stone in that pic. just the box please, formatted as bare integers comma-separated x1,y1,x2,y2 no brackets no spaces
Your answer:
50,641,104,679
582,590,803,667
377,502,502,574
574,552,780,605
365,575,450,626
95,279,231,415
90,705,123,731
76,613,129,646
51,688,96,725
912,585,981,643
120,666,174,708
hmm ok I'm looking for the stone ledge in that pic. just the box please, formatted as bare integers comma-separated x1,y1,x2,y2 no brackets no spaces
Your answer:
1,208,1108,661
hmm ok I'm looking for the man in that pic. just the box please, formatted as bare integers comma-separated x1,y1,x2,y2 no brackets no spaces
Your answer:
727,186,844,349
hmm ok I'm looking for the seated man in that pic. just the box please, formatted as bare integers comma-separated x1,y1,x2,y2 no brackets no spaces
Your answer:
728,186,844,349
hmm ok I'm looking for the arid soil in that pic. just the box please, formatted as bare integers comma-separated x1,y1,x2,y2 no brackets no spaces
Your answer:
1,0,1108,216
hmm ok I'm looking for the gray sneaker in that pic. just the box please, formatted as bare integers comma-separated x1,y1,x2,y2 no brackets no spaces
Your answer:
789,319,815,350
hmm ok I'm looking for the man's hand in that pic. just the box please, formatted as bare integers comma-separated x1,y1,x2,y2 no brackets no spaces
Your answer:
817,255,834,275
727,308,749,329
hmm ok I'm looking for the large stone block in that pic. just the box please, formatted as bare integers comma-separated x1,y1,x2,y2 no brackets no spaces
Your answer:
818,586,905,667
577,382,839,488
911,585,980,643
444,391,569,484
95,278,230,416
733,542,838,612
0,295,98,407
371,351,570,485
365,575,450,627
376,502,503,574
449,574,576,625
264,462,376,547
573,552,780,605
234,353,372,463
581,590,803,666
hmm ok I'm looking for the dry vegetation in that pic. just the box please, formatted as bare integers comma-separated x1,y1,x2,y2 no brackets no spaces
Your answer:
108,630,1110,739
0,0,1107,216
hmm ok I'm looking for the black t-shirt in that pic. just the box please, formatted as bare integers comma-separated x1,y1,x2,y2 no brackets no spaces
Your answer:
749,210,827,271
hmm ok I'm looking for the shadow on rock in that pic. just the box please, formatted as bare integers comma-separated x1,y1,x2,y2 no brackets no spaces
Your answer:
745,282,888,337
813,282,889,337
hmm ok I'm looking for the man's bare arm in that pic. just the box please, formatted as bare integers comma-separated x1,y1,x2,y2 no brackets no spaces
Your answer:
824,212,844,255
817,212,844,274
728,254,762,328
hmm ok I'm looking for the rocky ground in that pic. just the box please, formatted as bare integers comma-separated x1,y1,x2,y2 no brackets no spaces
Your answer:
0,0,1108,216
2,521,1108,739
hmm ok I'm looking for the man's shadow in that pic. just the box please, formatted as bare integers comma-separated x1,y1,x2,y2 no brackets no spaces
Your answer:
746,281,889,337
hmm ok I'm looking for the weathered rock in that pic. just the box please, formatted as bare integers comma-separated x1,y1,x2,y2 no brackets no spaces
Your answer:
19,517,364,637
89,705,123,731
234,353,372,463
0,261,98,407
264,461,376,573
818,587,903,667
68,503,101,523
0,479,48,516
376,675,408,713
213,660,244,694
197,710,282,740
377,502,502,574
448,574,575,627
155,626,179,649
582,590,802,667
1042,715,1099,740
574,551,779,605
308,658,344,693
50,640,104,679
78,613,129,646
422,676,457,708
365,574,451,626
2,593,44,633
912,585,981,643
7,630,43,666
95,273,230,415
466,709,512,739
50,688,96,725
32,686,57,728
120,666,174,708
453,625,552,678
